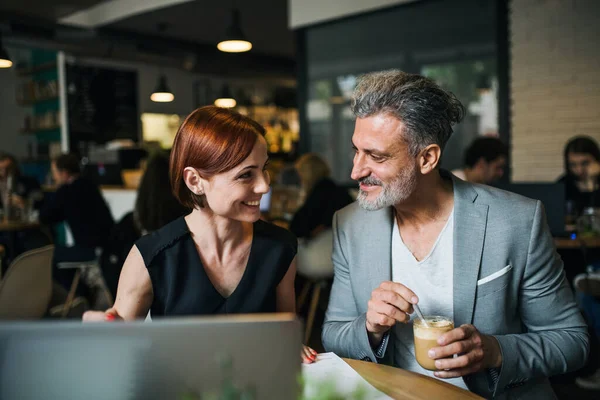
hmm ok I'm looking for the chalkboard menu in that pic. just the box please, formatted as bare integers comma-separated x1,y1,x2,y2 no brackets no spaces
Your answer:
66,64,138,154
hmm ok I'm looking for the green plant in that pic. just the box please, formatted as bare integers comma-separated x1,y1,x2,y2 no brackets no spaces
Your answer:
298,373,368,400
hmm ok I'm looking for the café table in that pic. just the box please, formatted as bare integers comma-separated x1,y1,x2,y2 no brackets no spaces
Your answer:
555,236,600,284
0,220,41,251
554,236,600,250
0,220,40,232
343,358,484,399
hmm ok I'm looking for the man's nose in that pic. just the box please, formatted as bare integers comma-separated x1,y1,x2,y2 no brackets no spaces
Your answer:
351,154,368,181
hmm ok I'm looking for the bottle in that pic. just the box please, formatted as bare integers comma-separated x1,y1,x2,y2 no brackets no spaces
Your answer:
565,200,577,233
577,207,600,238
3,174,14,222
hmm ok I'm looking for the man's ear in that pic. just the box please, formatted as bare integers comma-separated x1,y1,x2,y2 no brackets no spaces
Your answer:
418,144,442,174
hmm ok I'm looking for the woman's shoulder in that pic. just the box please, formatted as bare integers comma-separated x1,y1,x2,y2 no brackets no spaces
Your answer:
135,216,189,266
255,220,298,253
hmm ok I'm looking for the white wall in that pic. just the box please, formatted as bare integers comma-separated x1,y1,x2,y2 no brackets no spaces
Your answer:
288,0,420,28
510,0,600,182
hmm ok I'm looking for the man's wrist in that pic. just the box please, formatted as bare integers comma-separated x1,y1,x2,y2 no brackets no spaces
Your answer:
366,323,388,348
484,334,503,368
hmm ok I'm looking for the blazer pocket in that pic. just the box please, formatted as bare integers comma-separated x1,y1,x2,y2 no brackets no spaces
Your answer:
476,265,512,298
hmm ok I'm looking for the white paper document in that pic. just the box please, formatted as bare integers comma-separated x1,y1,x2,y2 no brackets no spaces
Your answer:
302,352,392,399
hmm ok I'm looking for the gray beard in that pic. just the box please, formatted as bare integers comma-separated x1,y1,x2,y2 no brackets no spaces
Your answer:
356,169,417,211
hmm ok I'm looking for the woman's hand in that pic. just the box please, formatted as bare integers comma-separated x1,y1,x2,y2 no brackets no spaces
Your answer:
82,245,153,321
82,308,122,322
302,345,317,364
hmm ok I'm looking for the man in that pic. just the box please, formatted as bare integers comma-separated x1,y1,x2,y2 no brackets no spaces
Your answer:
322,70,588,399
451,137,507,185
40,154,114,295
40,153,114,249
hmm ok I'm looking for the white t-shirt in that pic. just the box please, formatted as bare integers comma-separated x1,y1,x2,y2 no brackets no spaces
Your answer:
391,210,469,390
451,169,467,181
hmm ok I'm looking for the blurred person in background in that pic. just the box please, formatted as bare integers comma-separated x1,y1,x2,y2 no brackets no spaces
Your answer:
134,151,190,235
0,153,44,263
40,153,114,291
290,154,353,340
559,136,600,216
101,152,189,298
40,153,114,249
290,153,353,239
83,106,316,363
451,137,507,185
0,152,42,213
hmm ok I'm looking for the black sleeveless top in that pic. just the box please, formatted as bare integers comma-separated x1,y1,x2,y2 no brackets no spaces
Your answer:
135,217,297,317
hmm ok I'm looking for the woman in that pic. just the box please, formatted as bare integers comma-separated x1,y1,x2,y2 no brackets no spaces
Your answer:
289,153,353,239
85,106,316,363
559,136,600,215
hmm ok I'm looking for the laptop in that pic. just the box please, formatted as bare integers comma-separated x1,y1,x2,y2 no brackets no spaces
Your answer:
494,182,567,237
82,163,124,186
260,188,273,213
0,314,301,400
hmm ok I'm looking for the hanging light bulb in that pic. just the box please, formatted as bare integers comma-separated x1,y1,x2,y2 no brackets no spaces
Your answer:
151,74,174,103
217,9,252,53
0,33,13,68
214,84,236,108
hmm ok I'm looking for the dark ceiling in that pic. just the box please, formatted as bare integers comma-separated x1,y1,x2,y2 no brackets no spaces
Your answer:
0,0,295,78
108,0,294,58
0,0,294,58
0,0,108,20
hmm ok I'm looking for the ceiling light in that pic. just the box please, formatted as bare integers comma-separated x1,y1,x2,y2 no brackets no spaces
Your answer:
214,84,236,108
217,9,252,53
214,98,237,108
0,34,12,68
151,75,174,103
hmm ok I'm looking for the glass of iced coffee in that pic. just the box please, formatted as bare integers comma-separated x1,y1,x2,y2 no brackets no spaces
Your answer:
413,316,454,371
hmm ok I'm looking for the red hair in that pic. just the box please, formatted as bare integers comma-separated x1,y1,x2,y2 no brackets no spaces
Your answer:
170,106,266,209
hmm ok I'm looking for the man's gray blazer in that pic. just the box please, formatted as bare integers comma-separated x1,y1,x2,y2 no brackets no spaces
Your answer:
322,174,589,399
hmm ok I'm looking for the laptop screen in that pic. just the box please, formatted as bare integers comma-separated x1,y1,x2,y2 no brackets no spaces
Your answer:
260,188,272,213
0,316,301,399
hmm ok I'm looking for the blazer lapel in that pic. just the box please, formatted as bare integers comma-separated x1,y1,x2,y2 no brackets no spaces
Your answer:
452,177,489,327
365,207,394,291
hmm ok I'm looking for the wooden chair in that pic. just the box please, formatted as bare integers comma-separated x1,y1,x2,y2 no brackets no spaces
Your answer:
0,245,54,320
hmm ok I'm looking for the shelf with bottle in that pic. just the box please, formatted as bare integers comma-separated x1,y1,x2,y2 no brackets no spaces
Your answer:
19,126,61,135
15,79,59,106
19,111,61,135
15,61,57,77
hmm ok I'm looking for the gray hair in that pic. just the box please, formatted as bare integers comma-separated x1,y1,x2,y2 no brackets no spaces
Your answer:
351,69,465,156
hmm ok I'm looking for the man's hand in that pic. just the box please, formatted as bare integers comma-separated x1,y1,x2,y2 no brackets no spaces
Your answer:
366,281,418,347
429,324,502,378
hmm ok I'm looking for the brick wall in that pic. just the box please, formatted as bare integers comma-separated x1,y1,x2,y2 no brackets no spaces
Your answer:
510,0,600,182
